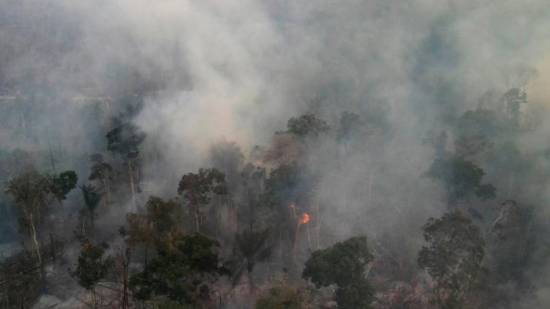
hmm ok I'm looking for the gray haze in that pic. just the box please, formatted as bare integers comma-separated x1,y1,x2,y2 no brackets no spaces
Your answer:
2,0,550,308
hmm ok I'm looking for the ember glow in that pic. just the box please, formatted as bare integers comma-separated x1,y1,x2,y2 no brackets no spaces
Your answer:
299,213,311,225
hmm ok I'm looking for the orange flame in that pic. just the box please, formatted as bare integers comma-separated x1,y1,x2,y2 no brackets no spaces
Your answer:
299,213,311,225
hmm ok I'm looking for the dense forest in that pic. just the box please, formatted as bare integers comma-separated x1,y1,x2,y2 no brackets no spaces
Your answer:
2,1,550,309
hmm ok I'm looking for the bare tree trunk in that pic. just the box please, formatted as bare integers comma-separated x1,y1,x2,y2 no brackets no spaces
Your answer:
102,178,111,207
28,213,42,268
91,288,97,309
90,210,95,233
128,161,136,209
194,208,200,234
314,200,321,250
116,249,131,309
49,233,56,263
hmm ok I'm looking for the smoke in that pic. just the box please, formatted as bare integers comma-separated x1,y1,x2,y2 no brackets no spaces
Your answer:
2,0,550,308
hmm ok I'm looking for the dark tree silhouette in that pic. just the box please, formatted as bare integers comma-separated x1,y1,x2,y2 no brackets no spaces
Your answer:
418,211,485,309
177,168,227,233
303,236,374,309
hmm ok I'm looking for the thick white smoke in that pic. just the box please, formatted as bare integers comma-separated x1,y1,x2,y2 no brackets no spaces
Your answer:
3,1,550,308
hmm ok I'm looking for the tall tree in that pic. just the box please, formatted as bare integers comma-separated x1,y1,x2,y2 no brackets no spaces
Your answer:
88,153,113,207
79,184,101,237
286,113,330,139
6,169,76,271
230,228,272,291
106,121,145,208
255,285,307,309
125,196,184,264
418,211,485,309
177,168,227,233
49,170,78,203
303,236,374,309
72,240,112,308
427,156,495,204
129,233,225,307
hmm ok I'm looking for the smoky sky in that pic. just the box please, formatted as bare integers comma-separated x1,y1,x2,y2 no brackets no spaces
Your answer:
3,1,550,155
3,1,550,308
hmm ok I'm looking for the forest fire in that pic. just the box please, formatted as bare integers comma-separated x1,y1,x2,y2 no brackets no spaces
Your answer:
1,2,547,308
299,213,311,225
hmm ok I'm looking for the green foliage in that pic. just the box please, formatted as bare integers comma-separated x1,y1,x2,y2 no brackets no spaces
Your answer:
0,251,42,308
126,196,184,249
80,184,101,214
106,122,146,160
287,113,330,138
6,170,56,236
255,285,306,309
427,156,495,202
89,154,113,183
6,170,52,212
50,170,78,201
129,233,223,305
177,168,227,204
303,236,372,287
263,164,302,208
145,196,183,238
303,236,374,309
72,240,112,291
177,168,227,232
418,211,485,309
335,278,373,309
